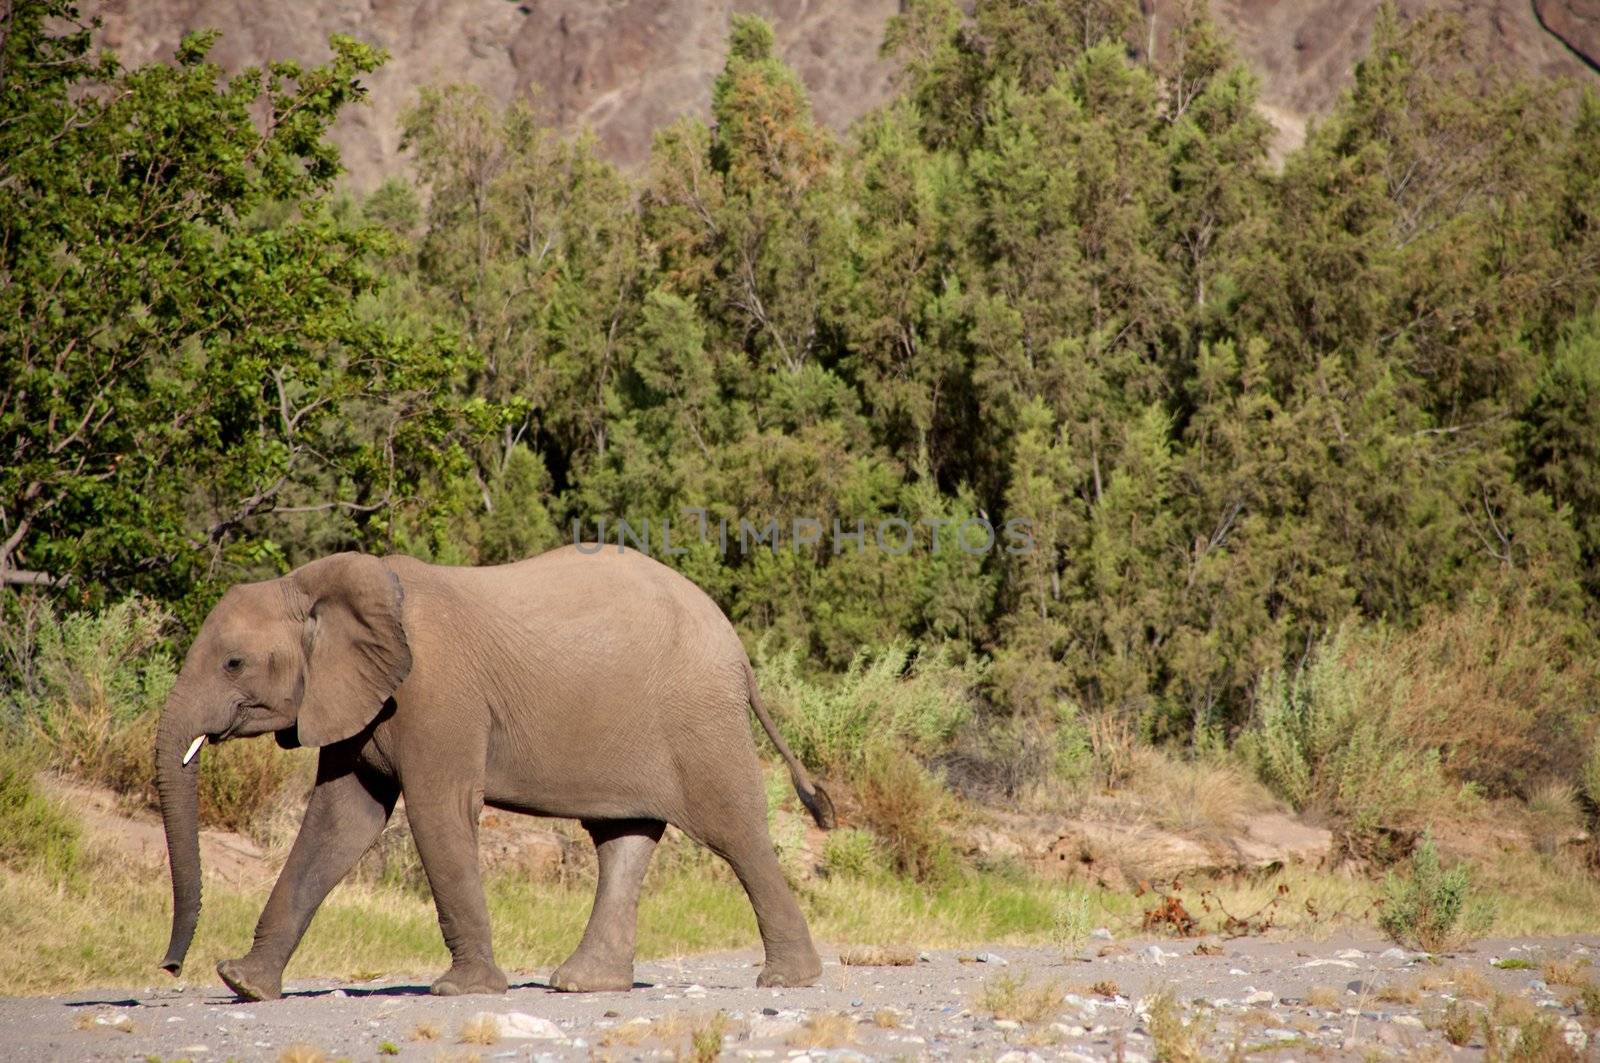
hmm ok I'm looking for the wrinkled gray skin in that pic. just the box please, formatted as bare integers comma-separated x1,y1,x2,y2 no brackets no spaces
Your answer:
155,547,832,1001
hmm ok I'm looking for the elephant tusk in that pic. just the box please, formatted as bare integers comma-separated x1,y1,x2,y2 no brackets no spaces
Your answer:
182,735,205,765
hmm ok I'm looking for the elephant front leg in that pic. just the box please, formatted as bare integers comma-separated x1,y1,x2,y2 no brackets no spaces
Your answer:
218,759,396,1001
550,818,665,992
406,783,507,996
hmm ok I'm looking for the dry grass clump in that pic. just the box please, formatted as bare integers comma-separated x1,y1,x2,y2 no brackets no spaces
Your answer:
1305,985,1340,1009
839,944,918,966
1147,988,1212,1063
409,1020,442,1041
1453,965,1495,1001
871,1008,902,1029
1087,979,1121,999
688,1012,731,1063
1542,955,1594,987
1436,1001,1477,1047
1375,980,1422,1005
456,1013,501,1045
1117,750,1277,842
277,1046,331,1063
1482,1009,1582,1063
980,972,1065,1024
786,1012,856,1049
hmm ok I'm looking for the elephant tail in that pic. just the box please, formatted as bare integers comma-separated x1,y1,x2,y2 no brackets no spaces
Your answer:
745,658,836,829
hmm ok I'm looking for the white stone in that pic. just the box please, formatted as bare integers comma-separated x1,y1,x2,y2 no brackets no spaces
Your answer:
1141,945,1169,966
1394,1015,1425,1029
1242,989,1275,1005
1336,949,1366,960
491,1011,564,1039
93,1012,134,1032
175,1046,209,1055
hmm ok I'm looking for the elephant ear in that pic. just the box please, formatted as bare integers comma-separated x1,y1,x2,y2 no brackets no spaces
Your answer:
291,553,412,748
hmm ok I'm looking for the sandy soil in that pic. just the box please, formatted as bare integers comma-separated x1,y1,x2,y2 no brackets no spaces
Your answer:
2,935,1595,1062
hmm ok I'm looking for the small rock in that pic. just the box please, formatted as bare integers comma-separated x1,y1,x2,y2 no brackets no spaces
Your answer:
1336,949,1366,960
1529,979,1550,994
175,1046,209,1055
330,989,347,998
492,1012,564,1039
849,998,863,1008
1377,947,1408,962
1301,958,1357,969
762,1007,779,1016
1141,945,1168,966
1264,1029,1298,1040
1090,928,1114,941
92,1012,134,1033
995,1052,1044,1063
1394,1015,1425,1029
1563,1018,1588,1049
1228,968,1249,976
1241,989,1274,1005
685,984,707,994
1346,980,1369,995
976,951,1008,965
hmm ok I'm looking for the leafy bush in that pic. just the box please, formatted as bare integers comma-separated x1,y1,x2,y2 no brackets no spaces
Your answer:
0,748,81,880
1241,624,1463,858
1379,836,1494,951
759,643,977,778
822,828,890,880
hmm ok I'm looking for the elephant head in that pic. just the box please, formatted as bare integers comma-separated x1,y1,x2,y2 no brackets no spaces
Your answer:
156,552,411,975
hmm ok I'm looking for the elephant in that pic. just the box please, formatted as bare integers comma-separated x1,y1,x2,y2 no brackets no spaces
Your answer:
154,546,834,1001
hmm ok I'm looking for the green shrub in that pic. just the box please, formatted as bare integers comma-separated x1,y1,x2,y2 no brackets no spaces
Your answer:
822,828,889,880
0,749,81,879
758,642,977,779
1379,836,1494,951
1241,625,1461,858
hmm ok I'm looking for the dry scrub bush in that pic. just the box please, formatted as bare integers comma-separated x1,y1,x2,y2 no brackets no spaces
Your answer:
1246,598,1600,858
854,743,958,881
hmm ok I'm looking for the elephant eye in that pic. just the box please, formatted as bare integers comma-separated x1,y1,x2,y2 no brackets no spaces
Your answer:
224,655,245,674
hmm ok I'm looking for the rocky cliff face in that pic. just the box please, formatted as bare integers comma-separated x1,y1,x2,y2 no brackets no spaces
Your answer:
81,0,1600,189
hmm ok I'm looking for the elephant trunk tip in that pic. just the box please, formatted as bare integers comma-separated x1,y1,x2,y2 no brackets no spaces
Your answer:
160,959,183,977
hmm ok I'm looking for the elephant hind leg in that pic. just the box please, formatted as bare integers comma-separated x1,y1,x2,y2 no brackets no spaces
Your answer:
550,818,665,992
681,794,822,988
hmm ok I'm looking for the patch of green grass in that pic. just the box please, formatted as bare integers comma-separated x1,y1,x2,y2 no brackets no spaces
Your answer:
1493,958,1537,970
0,751,80,880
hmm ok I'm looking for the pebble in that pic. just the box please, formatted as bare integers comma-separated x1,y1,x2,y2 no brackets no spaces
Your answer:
994,1018,1020,1030
1377,947,1408,962
1336,949,1366,960
1141,945,1169,966
995,1052,1045,1063
976,952,1008,965
92,1012,133,1032
176,1046,209,1054
1241,989,1275,1005
1090,928,1114,941
1301,958,1357,968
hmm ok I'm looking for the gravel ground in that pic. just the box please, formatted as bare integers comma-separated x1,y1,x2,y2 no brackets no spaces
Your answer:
3,935,1595,1062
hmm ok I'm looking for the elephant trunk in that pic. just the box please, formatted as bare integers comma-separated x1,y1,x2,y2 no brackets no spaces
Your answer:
155,692,205,975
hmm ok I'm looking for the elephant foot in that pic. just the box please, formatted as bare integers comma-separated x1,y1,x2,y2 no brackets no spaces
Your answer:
755,947,822,988
550,952,634,992
429,960,508,997
217,958,283,1002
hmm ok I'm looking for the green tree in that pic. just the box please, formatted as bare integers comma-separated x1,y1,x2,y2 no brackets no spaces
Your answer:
0,1,477,614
